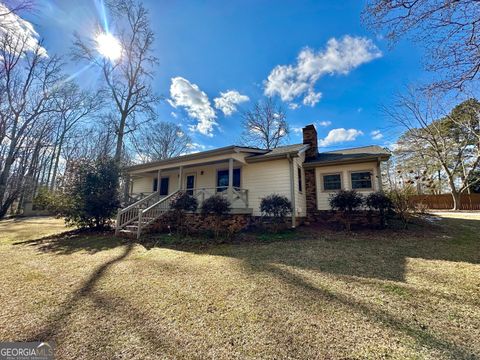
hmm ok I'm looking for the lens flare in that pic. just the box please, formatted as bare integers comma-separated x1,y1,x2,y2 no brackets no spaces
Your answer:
95,32,121,61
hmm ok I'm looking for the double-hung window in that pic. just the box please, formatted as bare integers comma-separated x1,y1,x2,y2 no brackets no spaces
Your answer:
351,171,372,190
323,174,342,191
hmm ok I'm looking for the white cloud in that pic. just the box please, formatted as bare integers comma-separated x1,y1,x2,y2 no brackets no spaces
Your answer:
371,130,383,140
289,103,300,110
318,128,363,147
291,126,303,134
169,77,217,136
303,89,322,106
357,107,363,113
213,90,249,116
170,111,178,118
0,4,47,56
318,120,332,127
264,35,382,107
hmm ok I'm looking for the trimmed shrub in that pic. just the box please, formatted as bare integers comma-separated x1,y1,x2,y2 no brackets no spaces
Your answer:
169,191,198,235
260,194,292,232
201,195,231,238
329,190,364,230
365,191,394,228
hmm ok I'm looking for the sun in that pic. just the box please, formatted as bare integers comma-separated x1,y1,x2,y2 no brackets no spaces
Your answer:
95,32,122,61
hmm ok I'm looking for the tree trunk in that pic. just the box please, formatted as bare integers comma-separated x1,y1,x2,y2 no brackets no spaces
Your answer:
114,112,128,165
50,132,65,190
451,191,461,211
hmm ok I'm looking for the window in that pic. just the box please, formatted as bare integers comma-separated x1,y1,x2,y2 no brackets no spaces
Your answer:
351,171,372,189
298,167,303,192
217,168,240,192
323,174,342,191
153,177,169,195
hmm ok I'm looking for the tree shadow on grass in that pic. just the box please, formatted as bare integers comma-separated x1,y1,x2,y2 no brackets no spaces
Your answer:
13,229,126,255
249,261,477,359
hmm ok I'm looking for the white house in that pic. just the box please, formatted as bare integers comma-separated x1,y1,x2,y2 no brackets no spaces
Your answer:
116,124,390,237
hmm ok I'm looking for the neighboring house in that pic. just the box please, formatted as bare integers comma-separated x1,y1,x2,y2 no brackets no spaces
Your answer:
116,124,390,237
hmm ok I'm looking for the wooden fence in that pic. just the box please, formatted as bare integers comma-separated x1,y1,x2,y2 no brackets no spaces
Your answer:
409,194,480,210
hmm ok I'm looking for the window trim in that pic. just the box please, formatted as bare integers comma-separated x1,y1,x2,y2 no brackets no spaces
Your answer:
215,167,241,192
349,169,374,191
321,172,343,192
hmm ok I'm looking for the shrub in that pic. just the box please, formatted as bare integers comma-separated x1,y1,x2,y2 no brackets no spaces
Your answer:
170,192,198,212
201,195,231,238
365,192,394,228
387,187,417,229
169,191,198,235
32,187,69,214
260,194,292,232
329,190,364,230
61,157,120,229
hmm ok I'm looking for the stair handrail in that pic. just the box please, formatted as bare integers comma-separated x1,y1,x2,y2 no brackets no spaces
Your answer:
115,192,161,235
136,190,180,238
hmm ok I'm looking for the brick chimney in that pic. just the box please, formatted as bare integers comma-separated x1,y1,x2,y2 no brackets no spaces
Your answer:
302,124,318,159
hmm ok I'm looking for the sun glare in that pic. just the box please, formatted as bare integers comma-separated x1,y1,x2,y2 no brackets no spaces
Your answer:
95,32,121,61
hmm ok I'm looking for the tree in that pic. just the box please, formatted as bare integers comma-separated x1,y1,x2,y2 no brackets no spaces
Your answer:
387,90,480,209
365,191,393,228
61,158,120,229
363,0,480,91
0,32,64,218
49,82,101,190
242,98,289,149
72,0,159,164
132,121,192,162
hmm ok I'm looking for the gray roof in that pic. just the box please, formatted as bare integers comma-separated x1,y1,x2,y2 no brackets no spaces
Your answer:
245,143,309,162
304,145,391,166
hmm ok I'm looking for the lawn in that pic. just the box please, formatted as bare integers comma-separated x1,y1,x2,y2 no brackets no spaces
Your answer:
0,215,479,359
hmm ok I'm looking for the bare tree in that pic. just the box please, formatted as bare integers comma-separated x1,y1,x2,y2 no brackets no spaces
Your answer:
363,0,480,91
241,98,289,149
48,83,101,189
132,121,192,162
385,89,480,209
0,32,63,218
72,0,159,165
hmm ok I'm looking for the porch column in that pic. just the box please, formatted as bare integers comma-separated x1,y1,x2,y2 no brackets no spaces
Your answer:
228,158,234,202
157,169,162,193
178,166,184,190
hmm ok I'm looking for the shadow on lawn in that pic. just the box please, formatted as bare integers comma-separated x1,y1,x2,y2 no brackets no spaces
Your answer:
154,216,480,283
13,229,126,255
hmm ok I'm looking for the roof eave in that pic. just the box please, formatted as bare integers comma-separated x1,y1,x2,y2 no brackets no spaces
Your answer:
303,154,390,168
124,145,268,172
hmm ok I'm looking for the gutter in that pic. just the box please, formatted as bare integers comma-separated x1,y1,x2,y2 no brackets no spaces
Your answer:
302,154,390,168
287,154,296,229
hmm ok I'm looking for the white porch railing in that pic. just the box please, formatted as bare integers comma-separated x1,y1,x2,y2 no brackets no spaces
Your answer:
115,192,163,235
136,191,179,238
192,187,249,208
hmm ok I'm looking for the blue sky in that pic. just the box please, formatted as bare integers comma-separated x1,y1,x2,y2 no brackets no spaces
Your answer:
22,0,427,151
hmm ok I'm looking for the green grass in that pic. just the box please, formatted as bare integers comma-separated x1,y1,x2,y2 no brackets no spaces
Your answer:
0,214,479,359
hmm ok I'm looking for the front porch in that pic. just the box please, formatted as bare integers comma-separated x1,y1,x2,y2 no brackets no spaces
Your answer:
127,157,250,210
117,157,253,238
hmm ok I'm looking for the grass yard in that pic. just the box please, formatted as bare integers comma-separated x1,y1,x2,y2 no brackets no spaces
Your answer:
0,214,479,359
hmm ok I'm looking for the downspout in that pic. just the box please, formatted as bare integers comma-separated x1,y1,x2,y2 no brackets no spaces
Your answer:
287,154,296,228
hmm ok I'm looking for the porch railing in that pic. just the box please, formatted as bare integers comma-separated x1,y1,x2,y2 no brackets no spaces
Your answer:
137,191,179,238
115,192,163,235
192,187,249,208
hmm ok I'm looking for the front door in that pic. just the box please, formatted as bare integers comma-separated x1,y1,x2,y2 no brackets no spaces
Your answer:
186,174,195,195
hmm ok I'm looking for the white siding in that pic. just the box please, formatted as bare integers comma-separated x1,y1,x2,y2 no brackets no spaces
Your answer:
292,152,307,217
131,176,154,194
243,159,291,216
315,161,380,210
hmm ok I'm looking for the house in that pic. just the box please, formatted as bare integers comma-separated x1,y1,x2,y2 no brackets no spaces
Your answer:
116,124,390,237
